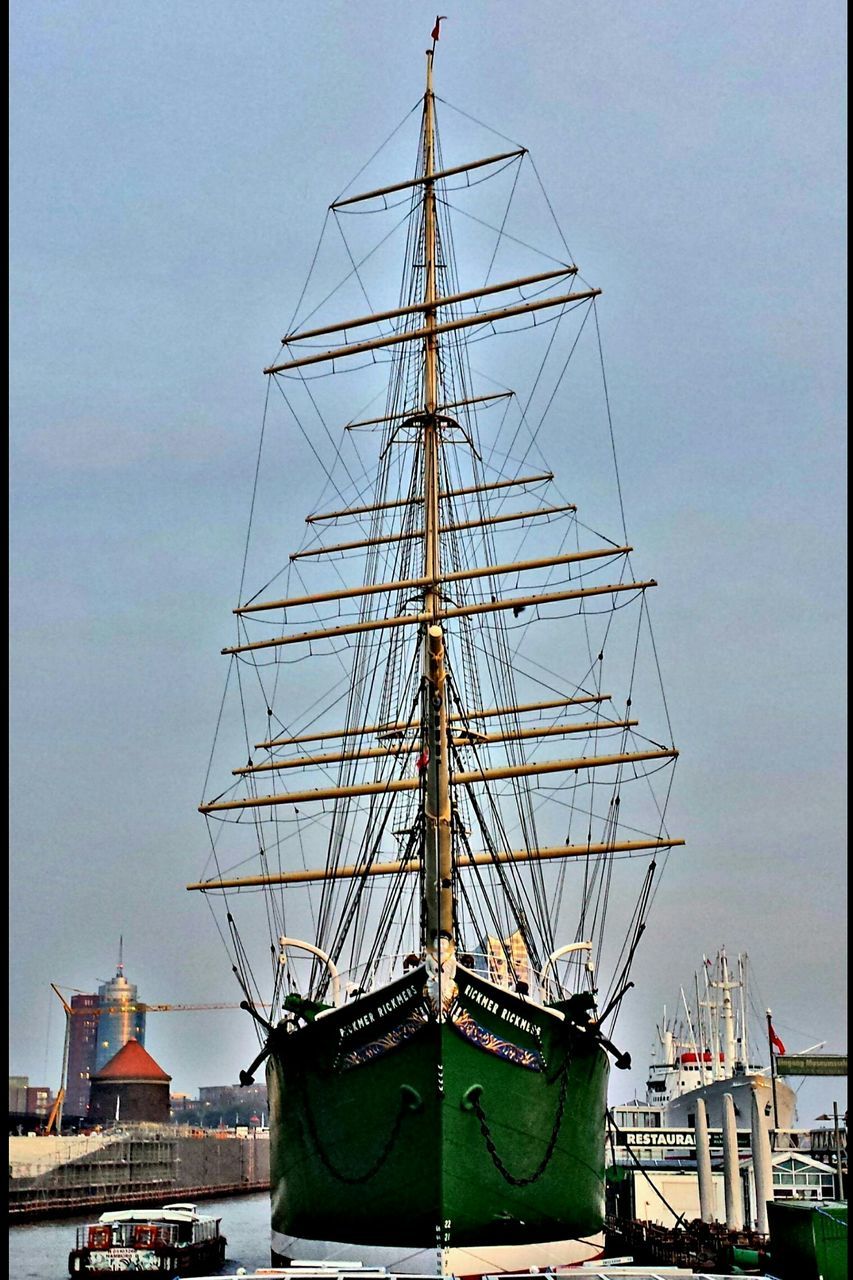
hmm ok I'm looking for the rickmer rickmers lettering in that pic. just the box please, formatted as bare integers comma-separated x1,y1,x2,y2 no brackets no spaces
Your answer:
189,22,682,1278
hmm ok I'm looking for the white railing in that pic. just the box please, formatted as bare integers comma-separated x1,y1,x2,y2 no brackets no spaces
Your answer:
282,945,592,1007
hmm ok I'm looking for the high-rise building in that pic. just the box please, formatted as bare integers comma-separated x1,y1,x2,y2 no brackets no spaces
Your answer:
94,947,146,1074
65,993,100,1117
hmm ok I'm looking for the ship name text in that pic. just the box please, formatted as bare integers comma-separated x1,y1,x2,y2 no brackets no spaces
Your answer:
463,986,537,1038
339,987,418,1037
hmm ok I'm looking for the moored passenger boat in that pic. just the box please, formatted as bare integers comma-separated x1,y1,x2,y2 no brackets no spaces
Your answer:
67,1202,226,1277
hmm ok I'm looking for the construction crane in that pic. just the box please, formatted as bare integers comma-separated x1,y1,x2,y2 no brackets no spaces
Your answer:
58,1000,264,1016
49,985,271,1134
43,1088,65,1136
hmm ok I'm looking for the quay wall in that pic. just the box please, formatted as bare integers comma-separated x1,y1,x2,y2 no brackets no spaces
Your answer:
8,1130,270,1221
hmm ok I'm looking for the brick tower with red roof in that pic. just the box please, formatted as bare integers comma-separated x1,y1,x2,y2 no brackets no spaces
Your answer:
88,1038,172,1125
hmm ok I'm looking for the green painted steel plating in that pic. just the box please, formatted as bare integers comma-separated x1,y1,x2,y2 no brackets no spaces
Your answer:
267,967,609,1249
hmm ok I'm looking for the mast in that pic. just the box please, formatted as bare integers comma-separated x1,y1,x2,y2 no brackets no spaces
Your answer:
192,33,685,1019
702,956,723,1081
736,954,743,1065
717,949,737,1076
681,987,699,1064
421,46,453,957
695,970,711,1085
659,1009,674,1098
739,953,749,1065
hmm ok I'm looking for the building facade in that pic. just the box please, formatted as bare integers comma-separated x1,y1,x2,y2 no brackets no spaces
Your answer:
25,1085,53,1118
65,992,100,1117
88,1039,171,1125
9,1076,29,1113
198,1083,268,1111
95,964,146,1073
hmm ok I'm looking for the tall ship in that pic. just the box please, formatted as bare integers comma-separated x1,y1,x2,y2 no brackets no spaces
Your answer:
189,27,683,1276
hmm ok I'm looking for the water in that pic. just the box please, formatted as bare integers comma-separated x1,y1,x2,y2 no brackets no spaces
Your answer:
8,1191,271,1278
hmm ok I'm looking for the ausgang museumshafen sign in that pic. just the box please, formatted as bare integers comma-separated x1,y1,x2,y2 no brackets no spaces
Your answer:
776,1054,847,1077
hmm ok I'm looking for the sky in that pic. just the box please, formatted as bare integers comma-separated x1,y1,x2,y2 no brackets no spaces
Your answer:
10,0,846,1128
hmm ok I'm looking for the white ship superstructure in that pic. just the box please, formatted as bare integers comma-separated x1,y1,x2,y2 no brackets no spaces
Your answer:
644,949,797,1134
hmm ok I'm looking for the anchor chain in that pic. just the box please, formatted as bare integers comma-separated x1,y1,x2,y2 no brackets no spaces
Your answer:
298,1078,420,1185
468,1069,569,1187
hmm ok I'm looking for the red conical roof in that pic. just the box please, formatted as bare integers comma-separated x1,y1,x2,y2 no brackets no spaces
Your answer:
91,1038,171,1083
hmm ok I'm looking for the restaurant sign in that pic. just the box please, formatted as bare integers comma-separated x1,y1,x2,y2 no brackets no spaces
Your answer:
615,1127,751,1149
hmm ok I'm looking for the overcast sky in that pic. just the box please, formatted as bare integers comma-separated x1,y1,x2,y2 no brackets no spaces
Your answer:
10,0,846,1126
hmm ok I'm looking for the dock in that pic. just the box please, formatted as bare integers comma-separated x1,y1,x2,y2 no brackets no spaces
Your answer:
8,1129,269,1221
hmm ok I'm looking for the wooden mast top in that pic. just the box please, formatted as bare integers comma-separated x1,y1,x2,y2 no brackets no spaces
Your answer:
423,45,440,618
421,45,454,955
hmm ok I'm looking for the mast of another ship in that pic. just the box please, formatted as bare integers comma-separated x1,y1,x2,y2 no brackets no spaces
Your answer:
420,39,454,967
716,949,738,1076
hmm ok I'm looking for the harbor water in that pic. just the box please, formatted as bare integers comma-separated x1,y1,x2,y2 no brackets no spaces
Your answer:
8,1190,271,1278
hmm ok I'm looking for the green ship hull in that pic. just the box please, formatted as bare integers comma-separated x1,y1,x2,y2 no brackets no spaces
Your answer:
267,965,609,1253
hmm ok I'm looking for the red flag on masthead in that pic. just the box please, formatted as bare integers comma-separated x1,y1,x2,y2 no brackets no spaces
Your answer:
769,1022,786,1055
415,748,430,774
431,16,447,42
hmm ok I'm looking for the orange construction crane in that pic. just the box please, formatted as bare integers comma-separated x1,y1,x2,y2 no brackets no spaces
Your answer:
43,1088,65,1136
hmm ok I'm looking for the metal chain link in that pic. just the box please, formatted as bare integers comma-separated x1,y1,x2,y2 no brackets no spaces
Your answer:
471,1069,569,1186
298,1076,412,1185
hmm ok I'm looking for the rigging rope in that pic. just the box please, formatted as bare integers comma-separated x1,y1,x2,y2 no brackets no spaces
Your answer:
195,76,679,1034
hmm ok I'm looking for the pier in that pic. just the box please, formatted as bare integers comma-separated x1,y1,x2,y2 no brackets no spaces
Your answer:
8,1128,270,1222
